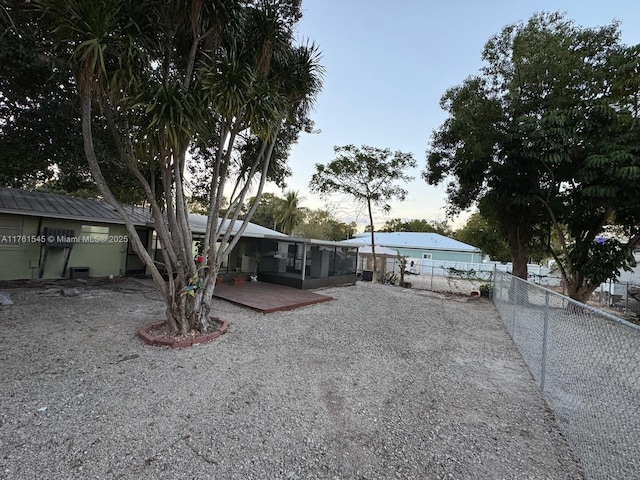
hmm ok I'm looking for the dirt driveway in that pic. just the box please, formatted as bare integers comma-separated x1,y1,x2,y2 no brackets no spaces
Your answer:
0,279,581,479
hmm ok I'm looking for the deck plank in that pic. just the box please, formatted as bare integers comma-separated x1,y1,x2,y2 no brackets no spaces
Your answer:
213,281,334,313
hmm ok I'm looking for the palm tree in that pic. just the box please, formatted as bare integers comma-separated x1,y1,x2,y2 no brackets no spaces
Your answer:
276,190,307,235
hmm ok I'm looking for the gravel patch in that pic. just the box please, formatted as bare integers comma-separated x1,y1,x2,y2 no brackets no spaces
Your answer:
0,279,582,479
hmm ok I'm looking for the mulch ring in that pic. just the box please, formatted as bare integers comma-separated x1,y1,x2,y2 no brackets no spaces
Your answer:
138,317,229,349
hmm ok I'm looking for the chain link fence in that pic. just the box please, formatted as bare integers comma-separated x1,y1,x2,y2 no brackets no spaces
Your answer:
593,280,640,319
492,271,640,480
368,257,562,295
359,258,490,294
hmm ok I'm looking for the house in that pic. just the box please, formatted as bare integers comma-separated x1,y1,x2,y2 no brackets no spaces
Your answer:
0,188,358,288
343,232,484,275
188,213,359,289
0,188,151,280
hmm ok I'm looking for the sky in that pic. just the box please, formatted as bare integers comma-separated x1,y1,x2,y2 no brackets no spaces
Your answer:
261,0,640,230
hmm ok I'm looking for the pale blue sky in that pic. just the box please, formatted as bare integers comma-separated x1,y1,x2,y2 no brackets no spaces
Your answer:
269,0,640,229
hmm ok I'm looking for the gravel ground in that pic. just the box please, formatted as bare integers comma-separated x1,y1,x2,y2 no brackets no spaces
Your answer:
0,278,582,479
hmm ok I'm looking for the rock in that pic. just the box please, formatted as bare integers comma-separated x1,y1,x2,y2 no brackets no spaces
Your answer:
62,288,81,297
0,292,13,306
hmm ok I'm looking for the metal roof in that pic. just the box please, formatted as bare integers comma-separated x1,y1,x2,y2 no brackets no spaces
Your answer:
189,215,358,247
0,189,359,248
0,189,286,237
188,214,286,238
0,189,350,246
343,232,480,252
0,187,150,225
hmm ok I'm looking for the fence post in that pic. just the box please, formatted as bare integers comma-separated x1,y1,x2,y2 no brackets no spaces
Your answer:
430,263,434,290
625,281,629,313
491,264,497,300
541,291,549,390
512,278,517,335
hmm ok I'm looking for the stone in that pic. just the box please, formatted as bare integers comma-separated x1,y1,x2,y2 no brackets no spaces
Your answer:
0,292,13,306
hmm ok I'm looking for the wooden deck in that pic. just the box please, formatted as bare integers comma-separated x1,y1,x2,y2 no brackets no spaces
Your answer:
213,281,334,313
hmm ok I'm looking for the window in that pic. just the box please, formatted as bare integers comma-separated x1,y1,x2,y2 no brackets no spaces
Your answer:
81,225,109,241
422,253,432,260
0,216,23,247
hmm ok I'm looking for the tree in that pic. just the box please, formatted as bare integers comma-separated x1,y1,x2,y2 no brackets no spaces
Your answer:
544,43,640,301
454,212,510,262
244,193,284,231
38,0,323,333
309,145,416,282
0,2,145,201
0,2,87,190
276,189,307,234
378,218,453,236
424,12,640,302
294,209,355,241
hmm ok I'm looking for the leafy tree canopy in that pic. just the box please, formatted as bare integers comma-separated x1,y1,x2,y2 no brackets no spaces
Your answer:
424,12,640,301
310,144,416,281
294,209,356,241
0,2,144,202
377,218,453,236
245,192,354,240
453,212,510,262
244,193,284,231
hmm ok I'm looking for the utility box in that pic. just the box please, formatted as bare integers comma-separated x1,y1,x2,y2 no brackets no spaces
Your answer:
69,267,90,279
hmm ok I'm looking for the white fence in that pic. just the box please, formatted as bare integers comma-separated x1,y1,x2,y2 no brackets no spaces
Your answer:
377,257,560,285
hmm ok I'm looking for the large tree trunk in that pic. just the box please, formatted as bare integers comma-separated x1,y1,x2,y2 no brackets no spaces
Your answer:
507,221,530,304
564,279,598,303
507,222,528,279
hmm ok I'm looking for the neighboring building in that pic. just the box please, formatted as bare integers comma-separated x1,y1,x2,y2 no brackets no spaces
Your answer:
612,246,640,285
597,246,640,310
352,244,399,277
344,232,484,264
0,188,358,288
